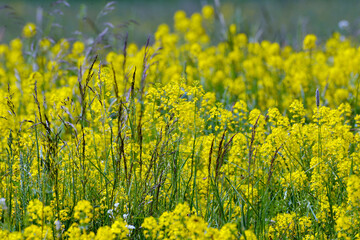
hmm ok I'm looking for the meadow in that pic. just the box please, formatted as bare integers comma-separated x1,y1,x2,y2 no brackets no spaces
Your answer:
0,1,360,239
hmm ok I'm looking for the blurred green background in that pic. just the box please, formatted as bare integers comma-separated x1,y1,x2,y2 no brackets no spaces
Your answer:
1,0,360,48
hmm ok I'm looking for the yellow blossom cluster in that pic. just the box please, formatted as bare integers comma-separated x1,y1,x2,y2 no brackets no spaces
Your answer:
142,202,242,239
27,199,53,225
22,22,37,38
74,200,94,225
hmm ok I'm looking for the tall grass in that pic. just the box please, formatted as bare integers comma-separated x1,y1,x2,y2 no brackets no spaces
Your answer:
0,1,360,240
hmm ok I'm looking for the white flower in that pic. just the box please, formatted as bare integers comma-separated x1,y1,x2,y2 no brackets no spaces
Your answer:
55,220,62,231
0,198,7,210
126,224,135,230
338,20,349,29
123,213,128,220
114,202,119,209
107,209,114,218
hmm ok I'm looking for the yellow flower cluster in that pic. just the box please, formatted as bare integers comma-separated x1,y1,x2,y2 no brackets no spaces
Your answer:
142,203,243,239
74,200,93,225
22,22,37,38
27,199,53,225
65,219,129,240
202,5,215,20
303,34,317,50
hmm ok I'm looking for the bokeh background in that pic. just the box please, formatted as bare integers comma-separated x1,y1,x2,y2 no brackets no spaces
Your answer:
1,0,360,49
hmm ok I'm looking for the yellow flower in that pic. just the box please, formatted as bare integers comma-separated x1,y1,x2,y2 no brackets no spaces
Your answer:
39,38,51,51
269,212,296,238
202,5,215,20
27,199,53,225
72,41,85,55
155,24,170,41
303,34,317,50
347,175,360,207
22,22,37,38
240,229,257,240
74,200,93,225
65,223,82,239
95,226,114,240
24,225,53,240
111,219,129,239
229,24,237,35
174,10,189,33
10,38,22,51
218,223,238,239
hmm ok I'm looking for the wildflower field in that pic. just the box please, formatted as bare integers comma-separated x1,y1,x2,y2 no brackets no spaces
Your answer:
1,1,360,239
